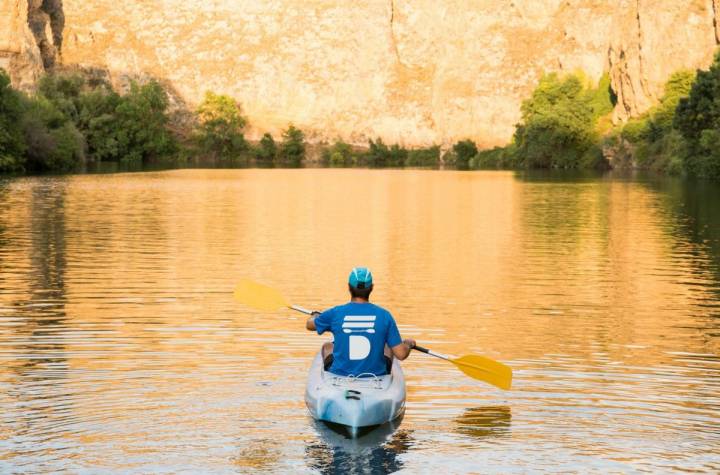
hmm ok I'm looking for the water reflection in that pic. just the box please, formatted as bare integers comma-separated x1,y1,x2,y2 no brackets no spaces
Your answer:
1,179,72,466
306,419,413,474
454,406,512,439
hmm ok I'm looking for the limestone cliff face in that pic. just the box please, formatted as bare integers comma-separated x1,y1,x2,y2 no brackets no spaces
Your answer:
0,1,44,90
3,1,720,146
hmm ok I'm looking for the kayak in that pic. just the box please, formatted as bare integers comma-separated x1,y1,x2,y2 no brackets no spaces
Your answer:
304,350,406,433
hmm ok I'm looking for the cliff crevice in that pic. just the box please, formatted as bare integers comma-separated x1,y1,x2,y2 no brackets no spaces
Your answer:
28,0,65,69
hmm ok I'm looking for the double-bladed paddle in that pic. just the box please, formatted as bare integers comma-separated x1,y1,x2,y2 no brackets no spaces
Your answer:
233,279,512,390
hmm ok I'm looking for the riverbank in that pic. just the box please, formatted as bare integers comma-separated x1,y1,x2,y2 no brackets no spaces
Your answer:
2,50,720,177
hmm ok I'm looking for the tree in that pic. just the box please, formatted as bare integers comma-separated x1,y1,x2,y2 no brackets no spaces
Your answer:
279,125,305,167
452,140,478,169
194,91,247,161
513,73,598,168
674,53,720,178
254,133,277,164
112,80,177,164
21,94,85,172
0,69,27,172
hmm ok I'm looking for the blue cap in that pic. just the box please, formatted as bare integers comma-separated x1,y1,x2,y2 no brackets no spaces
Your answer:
349,267,373,289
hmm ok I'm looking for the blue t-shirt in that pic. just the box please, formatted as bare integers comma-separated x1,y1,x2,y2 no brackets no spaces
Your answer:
315,302,402,377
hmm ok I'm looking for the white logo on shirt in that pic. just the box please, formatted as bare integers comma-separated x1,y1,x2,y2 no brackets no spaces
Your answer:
343,316,375,360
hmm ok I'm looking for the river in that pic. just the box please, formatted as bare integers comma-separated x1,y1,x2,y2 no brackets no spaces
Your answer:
0,169,718,473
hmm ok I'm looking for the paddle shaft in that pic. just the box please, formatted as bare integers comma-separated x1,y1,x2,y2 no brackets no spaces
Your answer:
289,304,314,315
413,345,452,361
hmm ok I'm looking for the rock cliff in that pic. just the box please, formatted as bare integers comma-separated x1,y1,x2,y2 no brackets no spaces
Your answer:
2,0,719,146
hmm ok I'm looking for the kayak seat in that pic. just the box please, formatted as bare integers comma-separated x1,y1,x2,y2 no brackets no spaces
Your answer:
323,354,393,375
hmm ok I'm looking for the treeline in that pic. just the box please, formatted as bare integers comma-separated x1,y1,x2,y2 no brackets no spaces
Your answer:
5,52,720,178
0,68,444,174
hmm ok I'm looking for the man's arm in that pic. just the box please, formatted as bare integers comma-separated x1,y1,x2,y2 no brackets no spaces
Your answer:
391,338,416,360
306,311,320,331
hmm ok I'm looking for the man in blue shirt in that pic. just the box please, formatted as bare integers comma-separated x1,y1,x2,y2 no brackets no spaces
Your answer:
306,267,416,376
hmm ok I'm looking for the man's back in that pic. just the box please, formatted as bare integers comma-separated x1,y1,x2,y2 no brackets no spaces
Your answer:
314,301,402,377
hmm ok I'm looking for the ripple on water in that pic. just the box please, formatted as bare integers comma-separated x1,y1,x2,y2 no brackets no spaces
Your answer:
0,170,719,473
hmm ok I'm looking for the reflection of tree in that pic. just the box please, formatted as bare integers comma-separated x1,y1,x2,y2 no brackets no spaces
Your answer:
306,419,413,475
454,406,512,439
3,178,71,444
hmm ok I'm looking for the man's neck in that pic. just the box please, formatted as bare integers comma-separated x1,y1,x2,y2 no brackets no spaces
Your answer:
350,297,369,303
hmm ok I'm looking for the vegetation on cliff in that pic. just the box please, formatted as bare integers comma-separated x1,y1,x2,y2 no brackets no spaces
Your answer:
5,52,720,177
0,69,177,173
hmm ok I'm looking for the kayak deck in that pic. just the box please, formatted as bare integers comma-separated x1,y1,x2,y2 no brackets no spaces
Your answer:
305,351,406,431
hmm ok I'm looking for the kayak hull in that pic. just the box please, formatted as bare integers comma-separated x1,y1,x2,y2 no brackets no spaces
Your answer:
305,351,406,430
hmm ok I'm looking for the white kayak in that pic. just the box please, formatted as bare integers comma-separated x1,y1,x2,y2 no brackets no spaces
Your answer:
304,350,406,432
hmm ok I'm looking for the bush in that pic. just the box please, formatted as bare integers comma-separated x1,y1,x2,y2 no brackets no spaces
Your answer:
279,125,305,167
254,133,277,165
21,95,85,172
406,146,440,167
322,140,354,167
470,145,517,169
194,91,247,161
452,140,478,169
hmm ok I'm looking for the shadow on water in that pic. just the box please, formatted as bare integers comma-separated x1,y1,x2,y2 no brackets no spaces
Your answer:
305,418,413,475
454,406,512,439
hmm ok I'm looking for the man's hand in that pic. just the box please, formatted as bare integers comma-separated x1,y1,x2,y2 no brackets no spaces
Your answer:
403,338,416,349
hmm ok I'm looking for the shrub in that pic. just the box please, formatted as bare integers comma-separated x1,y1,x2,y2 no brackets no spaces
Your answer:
406,146,440,167
279,125,305,167
194,91,247,161
322,140,353,167
254,133,277,164
21,95,85,172
452,140,478,169
470,145,517,169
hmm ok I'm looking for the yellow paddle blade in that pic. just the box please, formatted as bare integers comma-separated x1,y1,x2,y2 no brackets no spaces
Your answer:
233,279,289,311
451,355,513,390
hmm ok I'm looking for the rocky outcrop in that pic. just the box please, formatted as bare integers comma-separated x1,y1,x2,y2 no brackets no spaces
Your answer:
3,1,720,146
0,1,44,89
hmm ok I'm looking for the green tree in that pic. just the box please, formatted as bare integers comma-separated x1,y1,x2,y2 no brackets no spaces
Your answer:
194,91,247,161
322,140,353,167
76,86,123,161
37,73,85,122
0,70,27,172
254,133,277,165
20,95,85,172
675,53,720,178
513,73,598,168
279,125,305,167
112,81,177,164
406,146,440,167
452,140,478,169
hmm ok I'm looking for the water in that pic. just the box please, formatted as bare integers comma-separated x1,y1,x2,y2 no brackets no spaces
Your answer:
0,169,718,473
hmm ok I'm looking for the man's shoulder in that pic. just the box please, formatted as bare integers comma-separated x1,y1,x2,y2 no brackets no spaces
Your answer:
369,303,394,318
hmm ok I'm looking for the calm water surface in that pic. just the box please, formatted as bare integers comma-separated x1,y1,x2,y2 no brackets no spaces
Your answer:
0,169,719,473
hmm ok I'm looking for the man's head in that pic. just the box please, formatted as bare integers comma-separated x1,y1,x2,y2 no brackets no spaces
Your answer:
348,266,373,300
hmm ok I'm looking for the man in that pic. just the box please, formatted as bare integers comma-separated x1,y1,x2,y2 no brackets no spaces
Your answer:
306,267,415,376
